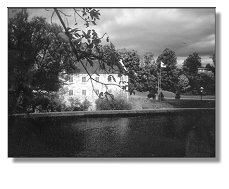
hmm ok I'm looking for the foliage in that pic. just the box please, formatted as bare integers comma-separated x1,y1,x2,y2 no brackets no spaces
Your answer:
53,8,115,74
181,52,215,95
177,74,190,93
175,91,181,100
117,49,142,94
80,99,92,111
206,63,215,75
148,92,156,99
182,52,201,75
8,10,78,113
95,95,132,110
197,72,215,95
31,92,67,112
181,52,203,93
158,92,164,101
211,53,215,66
8,8,113,114
101,44,120,70
67,98,91,111
156,48,179,93
139,52,158,93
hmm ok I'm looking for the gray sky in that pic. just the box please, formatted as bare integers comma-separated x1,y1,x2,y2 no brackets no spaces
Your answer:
10,8,215,65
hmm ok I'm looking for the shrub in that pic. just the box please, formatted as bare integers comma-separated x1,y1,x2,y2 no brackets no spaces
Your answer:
80,99,91,111
33,94,67,113
148,92,156,99
95,96,132,110
67,98,91,111
175,91,181,100
158,92,164,101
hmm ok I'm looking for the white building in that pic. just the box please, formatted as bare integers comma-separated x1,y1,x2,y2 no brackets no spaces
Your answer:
60,60,129,110
197,67,211,74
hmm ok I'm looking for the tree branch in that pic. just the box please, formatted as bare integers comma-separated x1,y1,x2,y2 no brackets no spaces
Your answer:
54,8,125,98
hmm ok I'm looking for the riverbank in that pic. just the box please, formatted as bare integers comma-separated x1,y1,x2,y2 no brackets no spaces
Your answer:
129,98,215,110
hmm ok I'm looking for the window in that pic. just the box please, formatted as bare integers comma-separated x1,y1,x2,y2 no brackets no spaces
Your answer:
82,90,86,95
69,76,73,82
95,77,99,82
69,90,73,96
82,77,86,82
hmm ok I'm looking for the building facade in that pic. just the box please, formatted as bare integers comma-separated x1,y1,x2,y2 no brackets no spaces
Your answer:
60,60,129,110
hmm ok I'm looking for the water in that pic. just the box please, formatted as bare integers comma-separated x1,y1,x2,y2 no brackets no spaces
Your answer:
8,110,215,157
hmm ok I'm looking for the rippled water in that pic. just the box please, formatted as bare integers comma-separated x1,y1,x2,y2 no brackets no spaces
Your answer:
8,110,215,157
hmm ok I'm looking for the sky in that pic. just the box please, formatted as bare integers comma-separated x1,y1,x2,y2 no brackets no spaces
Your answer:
10,8,215,66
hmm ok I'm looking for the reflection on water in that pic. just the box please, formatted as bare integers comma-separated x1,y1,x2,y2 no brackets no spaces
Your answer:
8,110,215,157
185,128,211,157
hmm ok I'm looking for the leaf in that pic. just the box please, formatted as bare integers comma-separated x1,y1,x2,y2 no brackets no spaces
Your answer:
71,28,80,32
88,42,93,49
57,32,70,43
110,75,116,82
99,92,104,98
93,38,101,45
82,30,87,37
86,30,91,38
95,71,100,76
66,27,71,31
87,59,94,67
101,63,105,70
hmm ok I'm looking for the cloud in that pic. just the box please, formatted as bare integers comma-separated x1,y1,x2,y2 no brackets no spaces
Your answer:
11,8,215,65
96,9,215,57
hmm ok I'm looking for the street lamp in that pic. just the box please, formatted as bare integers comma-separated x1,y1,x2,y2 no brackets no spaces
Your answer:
200,86,204,100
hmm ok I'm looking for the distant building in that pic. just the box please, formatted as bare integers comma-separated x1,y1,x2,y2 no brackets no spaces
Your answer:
197,67,212,74
59,60,129,110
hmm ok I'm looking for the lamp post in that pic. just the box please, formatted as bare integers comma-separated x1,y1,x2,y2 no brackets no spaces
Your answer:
200,86,204,100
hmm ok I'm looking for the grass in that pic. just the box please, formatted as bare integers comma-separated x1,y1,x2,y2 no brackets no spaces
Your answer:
132,90,175,98
129,90,215,110
129,98,215,110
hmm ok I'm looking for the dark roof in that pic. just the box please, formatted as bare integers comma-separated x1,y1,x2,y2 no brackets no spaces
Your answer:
76,59,126,75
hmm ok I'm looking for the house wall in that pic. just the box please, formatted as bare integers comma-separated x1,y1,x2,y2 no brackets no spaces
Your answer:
198,68,212,74
61,73,129,110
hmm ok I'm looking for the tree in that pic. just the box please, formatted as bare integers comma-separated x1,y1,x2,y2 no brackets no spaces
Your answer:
182,52,202,93
8,8,120,113
140,52,158,94
51,8,125,100
211,53,215,66
197,72,215,95
8,10,79,113
117,49,142,94
206,63,215,75
182,52,201,75
177,74,190,93
156,48,179,93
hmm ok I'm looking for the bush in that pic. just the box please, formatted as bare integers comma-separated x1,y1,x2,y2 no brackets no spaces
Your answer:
33,94,67,113
67,98,91,111
175,91,181,100
158,92,164,101
95,96,132,110
148,92,156,99
80,99,91,111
